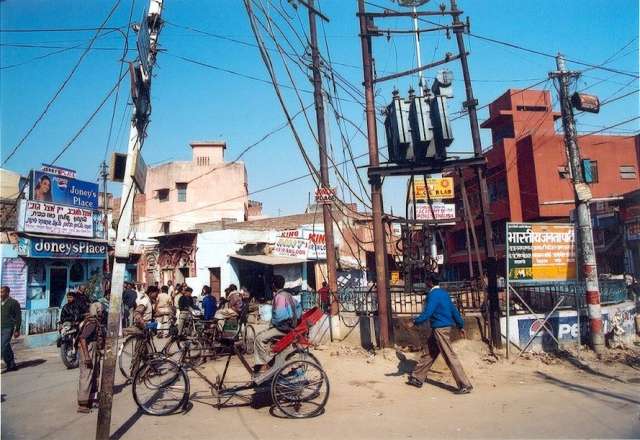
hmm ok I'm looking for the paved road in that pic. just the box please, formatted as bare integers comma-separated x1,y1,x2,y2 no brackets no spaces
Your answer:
2,344,639,439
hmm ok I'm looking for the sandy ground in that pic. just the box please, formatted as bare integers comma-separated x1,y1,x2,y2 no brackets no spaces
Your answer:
1,338,639,439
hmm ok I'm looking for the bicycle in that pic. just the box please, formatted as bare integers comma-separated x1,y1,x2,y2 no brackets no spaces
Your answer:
132,306,328,418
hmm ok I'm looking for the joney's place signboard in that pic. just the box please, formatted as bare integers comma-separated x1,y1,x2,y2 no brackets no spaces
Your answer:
30,170,99,209
19,236,107,259
410,177,454,200
273,229,327,260
17,200,94,238
506,222,576,281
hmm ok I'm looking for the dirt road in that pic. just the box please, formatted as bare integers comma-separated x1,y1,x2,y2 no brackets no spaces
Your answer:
1,340,639,439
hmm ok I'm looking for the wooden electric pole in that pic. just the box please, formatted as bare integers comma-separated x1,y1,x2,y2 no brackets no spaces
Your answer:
450,0,501,348
304,0,339,314
95,1,164,438
550,53,604,353
357,0,392,347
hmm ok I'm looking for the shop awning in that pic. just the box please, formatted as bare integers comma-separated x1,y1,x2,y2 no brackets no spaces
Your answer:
230,253,308,266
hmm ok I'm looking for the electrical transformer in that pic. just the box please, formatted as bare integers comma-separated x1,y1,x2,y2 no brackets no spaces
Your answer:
384,90,412,163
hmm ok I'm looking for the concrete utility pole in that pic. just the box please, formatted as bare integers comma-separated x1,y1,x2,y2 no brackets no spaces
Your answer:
450,0,501,349
306,0,339,314
95,1,164,438
357,0,392,347
551,54,604,353
100,161,110,273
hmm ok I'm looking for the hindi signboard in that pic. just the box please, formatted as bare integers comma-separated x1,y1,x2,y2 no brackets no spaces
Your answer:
17,200,94,238
30,170,99,209
314,187,336,205
412,202,456,221
410,177,454,200
1,258,27,307
506,222,576,281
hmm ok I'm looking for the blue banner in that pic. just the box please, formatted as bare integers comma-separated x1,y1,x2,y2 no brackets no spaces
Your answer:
19,236,107,259
31,170,99,209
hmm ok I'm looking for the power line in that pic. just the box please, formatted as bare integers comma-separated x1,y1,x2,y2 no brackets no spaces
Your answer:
1,0,124,166
0,26,125,33
50,70,129,165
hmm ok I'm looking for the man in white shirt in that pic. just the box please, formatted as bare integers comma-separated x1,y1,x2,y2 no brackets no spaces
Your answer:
133,286,159,329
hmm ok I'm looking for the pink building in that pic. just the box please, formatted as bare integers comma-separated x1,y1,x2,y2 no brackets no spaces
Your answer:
137,140,251,235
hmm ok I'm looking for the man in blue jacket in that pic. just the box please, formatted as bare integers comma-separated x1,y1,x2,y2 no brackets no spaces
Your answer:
406,273,473,394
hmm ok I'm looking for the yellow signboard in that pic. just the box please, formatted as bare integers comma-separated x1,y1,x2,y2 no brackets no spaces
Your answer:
409,177,455,200
390,271,400,284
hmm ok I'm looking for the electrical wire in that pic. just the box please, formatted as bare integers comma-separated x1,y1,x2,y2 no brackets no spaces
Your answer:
2,0,124,166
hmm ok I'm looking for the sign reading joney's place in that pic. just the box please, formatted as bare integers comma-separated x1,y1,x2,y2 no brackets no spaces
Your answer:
18,236,107,259
17,200,94,238
506,223,576,281
30,169,99,209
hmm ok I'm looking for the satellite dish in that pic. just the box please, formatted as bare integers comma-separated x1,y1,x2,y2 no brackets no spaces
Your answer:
392,0,431,7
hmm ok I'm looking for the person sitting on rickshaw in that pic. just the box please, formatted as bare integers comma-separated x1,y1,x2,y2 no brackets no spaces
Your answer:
253,275,301,375
214,286,245,334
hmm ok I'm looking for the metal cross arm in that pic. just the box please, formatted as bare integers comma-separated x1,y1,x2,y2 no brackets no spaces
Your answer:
372,52,467,84
367,156,485,178
357,10,462,18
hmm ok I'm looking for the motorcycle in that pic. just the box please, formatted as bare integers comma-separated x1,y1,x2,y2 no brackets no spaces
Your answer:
57,321,80,369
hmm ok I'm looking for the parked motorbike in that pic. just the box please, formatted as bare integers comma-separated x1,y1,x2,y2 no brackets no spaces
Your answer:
57,321,80,369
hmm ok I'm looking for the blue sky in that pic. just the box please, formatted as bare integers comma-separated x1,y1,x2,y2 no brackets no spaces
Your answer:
1,0,638,218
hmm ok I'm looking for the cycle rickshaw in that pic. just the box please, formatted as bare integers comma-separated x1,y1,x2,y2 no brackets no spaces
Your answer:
131,305,330,419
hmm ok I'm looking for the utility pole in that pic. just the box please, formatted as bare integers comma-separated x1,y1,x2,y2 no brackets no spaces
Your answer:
551,54,604,353
450,0,501,348
95,1,164,438
305,0,339,315
100,161,110,273
358,0,392,347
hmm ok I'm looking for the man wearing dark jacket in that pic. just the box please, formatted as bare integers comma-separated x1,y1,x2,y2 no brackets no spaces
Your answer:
1,286,22,371
406,273,473,394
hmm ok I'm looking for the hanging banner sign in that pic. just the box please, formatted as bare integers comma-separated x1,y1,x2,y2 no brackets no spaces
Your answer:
1,258,27,307
413,202,456,221
314,187,336,205
30,170,99,209
506,222,576,281
17,200,94,238
273,229,327,260
410,177,454,200
18,236,107,260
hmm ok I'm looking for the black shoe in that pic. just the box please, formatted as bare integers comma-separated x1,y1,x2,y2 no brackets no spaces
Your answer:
406,376,423,388
455,386,473,394
5,363,18,372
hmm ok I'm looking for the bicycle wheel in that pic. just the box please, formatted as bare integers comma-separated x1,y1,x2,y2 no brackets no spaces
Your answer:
119,336,143,380
271,360,329,419
132,357,190,416
162,339,184,364
241,324,256,355
285,348,321,365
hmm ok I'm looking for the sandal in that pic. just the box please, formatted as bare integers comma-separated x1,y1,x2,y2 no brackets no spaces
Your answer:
406,376,423,388
454,386,473,395
77,406,91,414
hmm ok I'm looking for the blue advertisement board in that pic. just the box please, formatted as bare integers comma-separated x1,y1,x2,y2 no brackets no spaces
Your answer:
30,170,99,209
18,236,107,260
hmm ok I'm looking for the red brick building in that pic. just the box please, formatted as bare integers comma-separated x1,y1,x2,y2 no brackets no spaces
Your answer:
445,89,640,279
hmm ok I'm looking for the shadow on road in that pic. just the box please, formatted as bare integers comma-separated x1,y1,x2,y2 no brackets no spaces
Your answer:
536,371,640,405
2,358,47,373
556,350,627,383
110,409,144,440
384,350,417,377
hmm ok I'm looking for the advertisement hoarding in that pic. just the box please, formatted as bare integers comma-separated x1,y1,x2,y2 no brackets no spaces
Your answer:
17,200,94,238
1,258,27,307
30,170,99,209
273,229,327,260
409,177,454,200
18,236,107,260
506,222,576,282
412,202,456,221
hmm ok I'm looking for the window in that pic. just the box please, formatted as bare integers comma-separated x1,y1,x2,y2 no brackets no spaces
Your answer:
157,188,169,202
558,166,570,179
70,262,84,282
161,222,170,234
176,183,187,202
620,165,637,180
197,157,210,166
582,159,598,183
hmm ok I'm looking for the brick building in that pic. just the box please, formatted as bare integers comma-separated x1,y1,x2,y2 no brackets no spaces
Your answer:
445,88,640,279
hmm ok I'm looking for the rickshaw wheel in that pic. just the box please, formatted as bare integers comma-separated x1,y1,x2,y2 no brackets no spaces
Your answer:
270,360,329,419
285,348,320,366
132,357,190,416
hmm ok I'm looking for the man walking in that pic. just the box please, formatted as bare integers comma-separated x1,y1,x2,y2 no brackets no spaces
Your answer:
407,273,473,394
1,286,21,372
